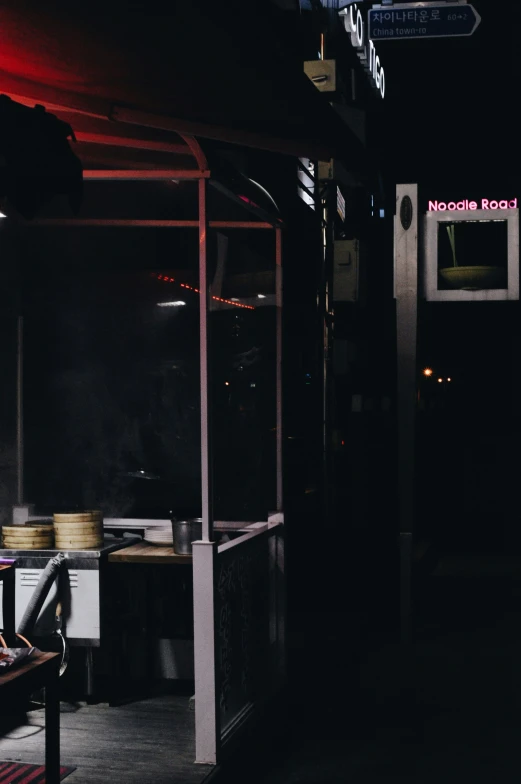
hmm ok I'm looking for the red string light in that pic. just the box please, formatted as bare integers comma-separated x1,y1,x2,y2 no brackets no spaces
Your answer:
152,273,255,309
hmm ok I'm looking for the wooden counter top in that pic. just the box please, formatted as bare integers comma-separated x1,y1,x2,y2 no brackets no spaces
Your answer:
108,542,192,564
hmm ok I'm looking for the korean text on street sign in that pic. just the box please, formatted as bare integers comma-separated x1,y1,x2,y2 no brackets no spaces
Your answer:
368,3,481,41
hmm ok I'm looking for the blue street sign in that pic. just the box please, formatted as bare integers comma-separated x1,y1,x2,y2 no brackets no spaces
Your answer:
368,3,481,41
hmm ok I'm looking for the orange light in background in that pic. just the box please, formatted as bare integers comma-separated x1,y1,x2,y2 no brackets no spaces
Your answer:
438,378,443,383
225,382,230,386
447,378,452,382
423,368,433,377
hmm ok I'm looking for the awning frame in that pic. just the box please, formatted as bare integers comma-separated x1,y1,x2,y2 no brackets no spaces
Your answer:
3,72,288,762
15,128,284,542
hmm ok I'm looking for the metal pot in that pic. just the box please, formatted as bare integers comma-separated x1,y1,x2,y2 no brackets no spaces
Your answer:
171,518,203,555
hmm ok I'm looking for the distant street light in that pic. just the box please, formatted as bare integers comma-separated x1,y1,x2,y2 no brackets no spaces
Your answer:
423,368,433,377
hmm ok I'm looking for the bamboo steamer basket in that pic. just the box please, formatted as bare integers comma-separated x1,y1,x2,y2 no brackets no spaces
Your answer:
2,525,54,549
53,521,101,534
3,539,54,549
5,524,53,535
53,510,103,550
54,535,104,549
53,511,102,523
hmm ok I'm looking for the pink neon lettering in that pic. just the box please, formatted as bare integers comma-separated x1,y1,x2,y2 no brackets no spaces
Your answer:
428,197,517,211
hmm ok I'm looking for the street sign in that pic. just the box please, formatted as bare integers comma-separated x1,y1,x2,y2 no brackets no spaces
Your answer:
368,3,481,41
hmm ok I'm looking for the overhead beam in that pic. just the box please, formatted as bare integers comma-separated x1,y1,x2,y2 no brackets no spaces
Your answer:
81,169,209,180
24,219,274,229
75,132,190,156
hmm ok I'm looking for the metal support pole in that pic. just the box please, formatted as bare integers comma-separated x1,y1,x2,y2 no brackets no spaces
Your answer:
16,316,24,506
199,177,213,542
44,658,61,784
275,229,283,511
85,646,95,700
320,186,333,522
193,540,219,764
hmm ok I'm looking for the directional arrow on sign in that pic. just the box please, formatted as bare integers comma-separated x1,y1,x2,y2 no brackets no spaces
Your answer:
368,3,481,42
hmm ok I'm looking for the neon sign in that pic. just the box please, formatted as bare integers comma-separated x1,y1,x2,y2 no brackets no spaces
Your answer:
428,198,518,211
340,4,386,99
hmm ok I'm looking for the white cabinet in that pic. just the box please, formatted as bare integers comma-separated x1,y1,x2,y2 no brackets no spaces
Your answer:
0,567,100,642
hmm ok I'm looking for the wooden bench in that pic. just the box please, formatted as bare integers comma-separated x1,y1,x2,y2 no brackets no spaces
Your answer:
1,565,61,784
0,652,61,784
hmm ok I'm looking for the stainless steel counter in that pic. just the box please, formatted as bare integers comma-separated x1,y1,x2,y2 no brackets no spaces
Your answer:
0,536,140,645
0,535,140,560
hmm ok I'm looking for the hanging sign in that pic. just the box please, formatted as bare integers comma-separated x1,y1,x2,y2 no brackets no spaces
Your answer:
298,158,316,211
337,186,346,222
369,3,481,42
339,4,386,99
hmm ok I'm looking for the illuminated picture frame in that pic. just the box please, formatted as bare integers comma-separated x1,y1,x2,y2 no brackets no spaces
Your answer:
423,208,519,301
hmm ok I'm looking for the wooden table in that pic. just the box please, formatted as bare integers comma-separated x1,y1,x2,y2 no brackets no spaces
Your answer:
108,542,192,565
0,652,61,784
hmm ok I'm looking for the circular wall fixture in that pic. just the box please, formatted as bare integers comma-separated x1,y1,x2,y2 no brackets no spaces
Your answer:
400,195,413,231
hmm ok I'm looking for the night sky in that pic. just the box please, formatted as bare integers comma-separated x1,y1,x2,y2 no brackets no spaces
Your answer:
349,1,521,550
378,0,518,193
369,1,520,401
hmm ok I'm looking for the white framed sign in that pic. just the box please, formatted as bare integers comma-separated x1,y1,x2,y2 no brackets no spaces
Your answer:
423,208,519,301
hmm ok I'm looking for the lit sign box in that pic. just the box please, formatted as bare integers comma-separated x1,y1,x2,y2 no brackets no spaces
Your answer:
423,206,519,302
339,3,385,98
298,157,316,211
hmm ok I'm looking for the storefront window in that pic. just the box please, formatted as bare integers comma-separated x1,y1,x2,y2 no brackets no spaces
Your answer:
1,207,277,523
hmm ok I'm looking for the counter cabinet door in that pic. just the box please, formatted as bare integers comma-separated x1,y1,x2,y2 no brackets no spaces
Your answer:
14,566,100,642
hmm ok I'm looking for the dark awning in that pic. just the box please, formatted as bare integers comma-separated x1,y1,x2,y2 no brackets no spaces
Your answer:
0,0,370,169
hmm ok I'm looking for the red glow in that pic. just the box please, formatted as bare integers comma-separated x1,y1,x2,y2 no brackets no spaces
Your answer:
238,194,260,209
153,273,255,309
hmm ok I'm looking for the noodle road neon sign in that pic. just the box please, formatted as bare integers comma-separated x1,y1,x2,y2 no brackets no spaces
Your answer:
428,198,518,211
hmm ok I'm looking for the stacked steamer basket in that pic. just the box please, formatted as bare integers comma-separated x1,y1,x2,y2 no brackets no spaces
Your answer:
53,511,103,550
1,523,54,550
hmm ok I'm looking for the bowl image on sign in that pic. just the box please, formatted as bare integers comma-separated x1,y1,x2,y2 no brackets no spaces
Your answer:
439,266,507,290
437,220,508,290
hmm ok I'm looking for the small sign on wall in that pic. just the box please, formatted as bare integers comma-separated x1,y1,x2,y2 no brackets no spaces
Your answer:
297,158,316,211
334,239,364,302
